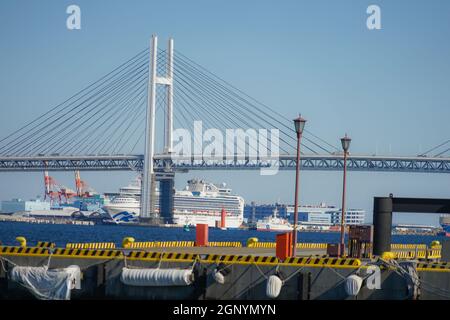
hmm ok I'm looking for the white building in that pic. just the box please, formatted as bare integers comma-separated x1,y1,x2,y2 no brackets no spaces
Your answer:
286,203,365,225
1,198,50,214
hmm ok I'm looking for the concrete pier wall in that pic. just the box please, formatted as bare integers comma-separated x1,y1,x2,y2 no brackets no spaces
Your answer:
0,253,431,300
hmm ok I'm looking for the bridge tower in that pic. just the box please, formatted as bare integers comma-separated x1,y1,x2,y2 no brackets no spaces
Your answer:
141,35,174,223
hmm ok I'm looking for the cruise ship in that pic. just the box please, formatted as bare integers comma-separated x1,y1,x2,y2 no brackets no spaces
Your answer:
103,178,245,228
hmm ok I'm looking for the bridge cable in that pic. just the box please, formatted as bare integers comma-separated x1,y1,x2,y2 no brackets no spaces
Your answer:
173,53,325,154
174,49,338,153
0,49,149,155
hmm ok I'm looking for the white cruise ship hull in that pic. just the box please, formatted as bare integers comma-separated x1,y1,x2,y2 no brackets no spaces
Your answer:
173,212,243,228
103,205,140,223
25,208,79,218
103,206,243,228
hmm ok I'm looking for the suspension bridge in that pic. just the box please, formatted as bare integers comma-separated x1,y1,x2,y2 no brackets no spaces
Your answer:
0,35,449,219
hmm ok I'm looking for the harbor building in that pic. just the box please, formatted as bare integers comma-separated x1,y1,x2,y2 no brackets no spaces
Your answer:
1,198,50,214
244,202,365,226
290,204,365,225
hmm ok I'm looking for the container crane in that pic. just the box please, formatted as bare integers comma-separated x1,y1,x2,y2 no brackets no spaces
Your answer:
74,170,96,197
43,171,77,204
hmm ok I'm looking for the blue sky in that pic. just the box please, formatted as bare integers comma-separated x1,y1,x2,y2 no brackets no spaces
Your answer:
0,0,449,225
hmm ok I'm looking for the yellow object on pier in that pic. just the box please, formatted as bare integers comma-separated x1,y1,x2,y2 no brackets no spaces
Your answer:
381,252,396,260
122,237,135,248
15,237,26,247
246,238,259,247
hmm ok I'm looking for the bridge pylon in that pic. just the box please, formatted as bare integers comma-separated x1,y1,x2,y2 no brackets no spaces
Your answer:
141,35,175,222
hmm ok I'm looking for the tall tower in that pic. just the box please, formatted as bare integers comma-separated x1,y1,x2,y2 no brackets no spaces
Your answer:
141,35,174,221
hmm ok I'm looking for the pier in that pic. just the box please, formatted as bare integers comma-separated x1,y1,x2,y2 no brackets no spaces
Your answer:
0,238,448,300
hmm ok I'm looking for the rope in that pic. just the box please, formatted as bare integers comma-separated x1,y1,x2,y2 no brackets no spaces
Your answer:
252,260,269,280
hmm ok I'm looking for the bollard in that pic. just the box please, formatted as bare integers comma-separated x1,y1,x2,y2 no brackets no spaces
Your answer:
122,237,135,248
431,240,440,248
381,251,395,260
15,236,26,247
195,224,209,246
247,237,259,247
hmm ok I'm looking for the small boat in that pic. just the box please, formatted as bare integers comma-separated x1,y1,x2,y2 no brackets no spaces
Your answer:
256,207,293,232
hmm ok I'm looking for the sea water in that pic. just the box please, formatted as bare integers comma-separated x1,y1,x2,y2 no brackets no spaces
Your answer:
0,221,444,247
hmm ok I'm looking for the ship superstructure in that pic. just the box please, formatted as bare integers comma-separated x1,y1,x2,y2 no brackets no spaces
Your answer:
103,178,245,227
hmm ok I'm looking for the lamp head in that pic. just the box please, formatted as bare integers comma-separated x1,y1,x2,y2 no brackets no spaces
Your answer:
341,133,351,152
293,114,306,135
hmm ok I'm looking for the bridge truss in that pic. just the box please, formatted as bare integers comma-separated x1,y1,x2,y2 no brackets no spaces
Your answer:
0,154,449,174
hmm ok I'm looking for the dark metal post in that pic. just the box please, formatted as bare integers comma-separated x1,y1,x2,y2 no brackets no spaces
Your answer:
292,131,301,257
339,151,348,256
373,197,393,256
339,134,351,257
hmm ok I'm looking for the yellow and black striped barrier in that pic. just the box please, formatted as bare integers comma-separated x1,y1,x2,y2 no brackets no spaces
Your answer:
248,242,276,248
417,261,450,272
298,243,328,249
201,254,360,268
126,242,155,249
53,248,122,258
0,245,122,259
392,244,427,250
37,241,56,248
392,246,441,260
282,256,361,268
1,246,50,256
1,245,360,268
248,242,328,250
202,254,278,265
126,251,198,262
208,241,242,247
427,246,442,259
154,241,195,248
66,242,116,249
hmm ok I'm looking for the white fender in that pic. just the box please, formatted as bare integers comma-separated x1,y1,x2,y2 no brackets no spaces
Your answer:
266,275,283,299
120,267,193,286
345,274,363,296
213,269,225,284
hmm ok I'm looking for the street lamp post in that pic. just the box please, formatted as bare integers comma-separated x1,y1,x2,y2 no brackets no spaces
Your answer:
292,115,306,257
340,134,351,257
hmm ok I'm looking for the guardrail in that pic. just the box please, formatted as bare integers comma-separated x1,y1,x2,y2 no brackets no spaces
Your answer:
66,242,116,249
247,242,328,249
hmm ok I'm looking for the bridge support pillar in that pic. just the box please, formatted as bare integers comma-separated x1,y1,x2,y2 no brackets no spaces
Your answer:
373,196,393,256
159,177,174,224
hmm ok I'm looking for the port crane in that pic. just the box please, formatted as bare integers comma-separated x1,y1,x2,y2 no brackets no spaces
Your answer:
74,170,96,197
44,170,96,204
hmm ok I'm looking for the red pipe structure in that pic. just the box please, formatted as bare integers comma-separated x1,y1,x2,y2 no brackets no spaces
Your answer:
220,207,226,228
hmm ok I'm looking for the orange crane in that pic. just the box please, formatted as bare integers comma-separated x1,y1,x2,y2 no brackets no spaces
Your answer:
43,170,96,205
43,170,62,205
43,171,77,204
74,170,96,197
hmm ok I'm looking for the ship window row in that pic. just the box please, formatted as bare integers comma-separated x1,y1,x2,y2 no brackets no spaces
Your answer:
172,201,242,208
173,197,241,202
173,207,241,214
